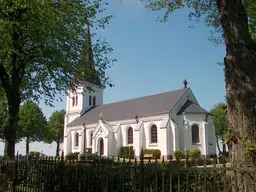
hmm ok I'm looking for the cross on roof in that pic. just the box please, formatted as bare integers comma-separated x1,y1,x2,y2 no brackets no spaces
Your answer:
183,79,188,88
99,112,103,120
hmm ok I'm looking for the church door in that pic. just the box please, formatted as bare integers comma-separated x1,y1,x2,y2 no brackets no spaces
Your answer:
99,138,104,155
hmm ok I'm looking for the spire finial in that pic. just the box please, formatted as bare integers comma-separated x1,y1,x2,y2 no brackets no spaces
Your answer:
183,79,188,88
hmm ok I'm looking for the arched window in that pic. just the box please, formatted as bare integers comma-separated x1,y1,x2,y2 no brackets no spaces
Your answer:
192,124,200,144
75,95,78,106
72,97,75,106
93,96,96,106
75,132,79,147
89,95,92,106
151,124,157,143
90,131,94,146
127,127,133,144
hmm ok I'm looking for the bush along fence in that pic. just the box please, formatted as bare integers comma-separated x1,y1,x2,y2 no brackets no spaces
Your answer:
0,152,254,192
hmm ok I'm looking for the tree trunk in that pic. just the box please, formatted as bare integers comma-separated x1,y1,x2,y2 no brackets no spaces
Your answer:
217,0,256,191
0,4,26,159
56,140,60,157
3,96,20,158
26,136,30,155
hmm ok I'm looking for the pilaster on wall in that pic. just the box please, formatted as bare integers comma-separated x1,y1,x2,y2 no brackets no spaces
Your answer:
203,121,208,156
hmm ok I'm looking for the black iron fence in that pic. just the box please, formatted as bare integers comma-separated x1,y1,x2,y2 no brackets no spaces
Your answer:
0,155,254,192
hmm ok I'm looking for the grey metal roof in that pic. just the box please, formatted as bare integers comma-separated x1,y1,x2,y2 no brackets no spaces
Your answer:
67,88,188,127
177,100,208,115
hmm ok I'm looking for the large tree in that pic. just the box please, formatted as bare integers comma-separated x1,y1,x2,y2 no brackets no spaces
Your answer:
18,101,47,155
44,109,65,157
0,0,114,158
210,103,228,154
133,0,256,191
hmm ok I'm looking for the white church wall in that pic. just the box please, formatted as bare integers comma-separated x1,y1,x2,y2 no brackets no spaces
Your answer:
71,130,82,154
170,114,187,154
114,127,122,155
108,133,117,156
143,121,167,156
169,88,198,154
182,114,206,155
65,114,79,126
67,87,84,114
134,126,141,156
166,121,173,155
120,124,136,146
82,85,103,114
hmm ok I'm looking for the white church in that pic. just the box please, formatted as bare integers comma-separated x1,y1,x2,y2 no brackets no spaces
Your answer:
63,28,217,160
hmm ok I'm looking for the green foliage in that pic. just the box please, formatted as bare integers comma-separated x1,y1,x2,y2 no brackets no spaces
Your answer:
18,101,47,142
0,0,114,105
0,0,115,157
29,151,46,159
173,150,183,160
188,149,201,161
0,101,46,144
245,140,256,154
80,151,100,161
140,0,256,41
120,146,134,159
65,152,79,161
44,110,65,144
143,149,161,159
210,103,228,139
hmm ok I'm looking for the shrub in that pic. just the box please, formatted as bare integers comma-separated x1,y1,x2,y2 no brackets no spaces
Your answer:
188,149,201,161
65,152,79,160
120,146,134,159
143,149,161,159
29,151,45,159
80,152,99,161
173,150,183,160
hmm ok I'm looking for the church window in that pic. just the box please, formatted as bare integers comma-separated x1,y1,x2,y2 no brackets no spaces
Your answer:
192,124,200,144
75,95,78,106
127,127,133,144
150,124,157,143
90,131,93,146
93,96,96,106
75,132,79,147
89,96,92,106
72,97,75,106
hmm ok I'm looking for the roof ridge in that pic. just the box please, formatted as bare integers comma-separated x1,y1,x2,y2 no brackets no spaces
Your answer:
99,88,188,107
67,87,189,127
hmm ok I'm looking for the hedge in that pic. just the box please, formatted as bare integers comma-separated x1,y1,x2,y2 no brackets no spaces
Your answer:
143,149,161,159
120,146,134,159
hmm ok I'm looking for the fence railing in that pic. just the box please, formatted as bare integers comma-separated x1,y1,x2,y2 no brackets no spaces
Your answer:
0,155,254,192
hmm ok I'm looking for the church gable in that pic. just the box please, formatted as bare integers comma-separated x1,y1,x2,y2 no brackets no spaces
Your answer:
170,88,200,116
93,120,114,138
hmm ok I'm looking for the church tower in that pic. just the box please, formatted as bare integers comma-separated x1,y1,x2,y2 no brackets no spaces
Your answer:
64,26,104,127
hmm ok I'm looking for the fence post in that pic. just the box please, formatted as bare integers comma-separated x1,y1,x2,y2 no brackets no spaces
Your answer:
12,153,18,192
139,147,144,192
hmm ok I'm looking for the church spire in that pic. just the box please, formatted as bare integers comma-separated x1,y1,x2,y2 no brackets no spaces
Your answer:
81,24,102,87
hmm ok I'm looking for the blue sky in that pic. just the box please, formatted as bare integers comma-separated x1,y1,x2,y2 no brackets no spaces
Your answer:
0,0,226,155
